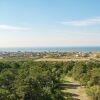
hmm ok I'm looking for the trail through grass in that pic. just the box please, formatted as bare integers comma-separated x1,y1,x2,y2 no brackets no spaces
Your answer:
59,76,90,100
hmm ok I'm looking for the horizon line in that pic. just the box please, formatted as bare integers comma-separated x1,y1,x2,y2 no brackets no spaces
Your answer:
0,46,100,48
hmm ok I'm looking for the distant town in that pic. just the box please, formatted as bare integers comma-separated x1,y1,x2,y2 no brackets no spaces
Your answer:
0,51,100,61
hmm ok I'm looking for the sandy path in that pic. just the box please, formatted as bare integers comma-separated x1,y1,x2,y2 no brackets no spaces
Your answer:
60,76,90,100
35,58,89,62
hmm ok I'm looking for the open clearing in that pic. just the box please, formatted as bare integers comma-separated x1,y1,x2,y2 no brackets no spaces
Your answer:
35,58,89,62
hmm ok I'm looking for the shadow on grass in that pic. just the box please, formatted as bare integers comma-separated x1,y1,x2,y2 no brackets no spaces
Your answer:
58,82,81,100
58,83,80,89
62,92,79,97
61,92,80,100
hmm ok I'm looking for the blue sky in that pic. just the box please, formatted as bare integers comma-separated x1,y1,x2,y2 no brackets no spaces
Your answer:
0,0,100,47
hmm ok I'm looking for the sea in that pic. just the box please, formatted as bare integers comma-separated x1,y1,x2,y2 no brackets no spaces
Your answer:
0,47,100,52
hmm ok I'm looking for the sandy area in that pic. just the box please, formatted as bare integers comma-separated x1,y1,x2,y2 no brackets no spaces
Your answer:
35,58,89,62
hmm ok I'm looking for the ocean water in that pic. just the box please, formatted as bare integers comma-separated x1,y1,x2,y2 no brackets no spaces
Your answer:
0,47,100,52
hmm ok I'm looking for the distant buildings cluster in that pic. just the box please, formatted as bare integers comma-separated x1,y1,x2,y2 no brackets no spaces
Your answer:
0,51,99,60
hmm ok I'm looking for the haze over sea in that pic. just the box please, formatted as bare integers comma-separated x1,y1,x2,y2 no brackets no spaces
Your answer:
0,47,100,52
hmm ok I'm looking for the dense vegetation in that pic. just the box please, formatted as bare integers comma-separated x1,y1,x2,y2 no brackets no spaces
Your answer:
0,60,100,100
0,61,64,100
67,61,100,100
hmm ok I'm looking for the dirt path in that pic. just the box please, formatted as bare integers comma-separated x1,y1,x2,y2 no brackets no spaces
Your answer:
60,76,90,100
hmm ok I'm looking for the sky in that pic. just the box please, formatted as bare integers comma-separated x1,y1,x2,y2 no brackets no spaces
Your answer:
0,0,100,47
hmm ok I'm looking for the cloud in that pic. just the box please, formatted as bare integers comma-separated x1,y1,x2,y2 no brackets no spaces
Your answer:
0,24,30,30
62,17,100,26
